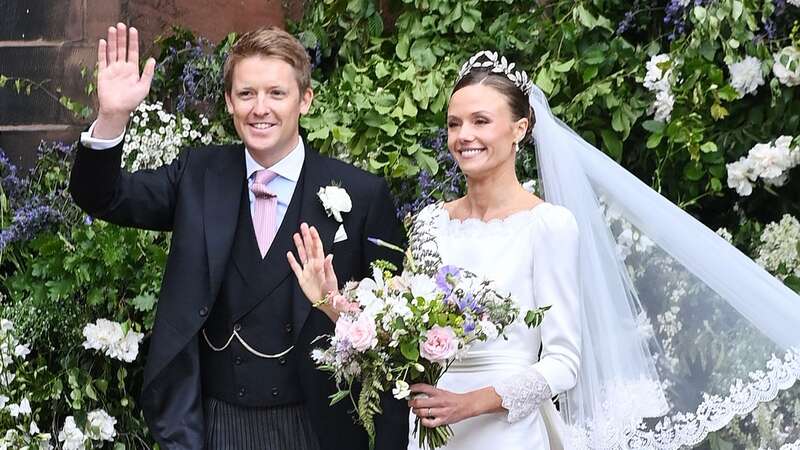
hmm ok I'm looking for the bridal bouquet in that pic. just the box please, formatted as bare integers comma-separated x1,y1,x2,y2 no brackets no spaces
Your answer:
311,240,550,450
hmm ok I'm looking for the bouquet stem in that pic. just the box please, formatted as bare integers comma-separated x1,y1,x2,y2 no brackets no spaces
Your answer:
413,416,453,450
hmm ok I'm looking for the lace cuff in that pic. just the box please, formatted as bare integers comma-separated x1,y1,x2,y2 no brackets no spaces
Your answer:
492,369,552,423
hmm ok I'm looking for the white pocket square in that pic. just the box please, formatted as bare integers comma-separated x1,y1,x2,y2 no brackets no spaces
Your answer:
333,224,348,243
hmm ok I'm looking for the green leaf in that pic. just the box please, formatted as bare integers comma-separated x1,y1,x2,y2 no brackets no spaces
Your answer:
329,389,351,405
85,383,98,401
700,142,718,153
461,16,476,33
131,293,157,312
396,35,409,60
693,6,707,23
601,130,623,161
400,339,420,361
0,74,7,87
535,69,554,94
646,132,663,149
552,59,575,73
642,120,665,133
683,161,705,181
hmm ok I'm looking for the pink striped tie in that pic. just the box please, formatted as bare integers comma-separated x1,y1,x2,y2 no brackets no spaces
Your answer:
250,169,279,257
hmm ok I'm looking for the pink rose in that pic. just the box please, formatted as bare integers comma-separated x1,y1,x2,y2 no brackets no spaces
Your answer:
420,325,458,363
346,314,378,352
334,317,354,341
332,294,360,314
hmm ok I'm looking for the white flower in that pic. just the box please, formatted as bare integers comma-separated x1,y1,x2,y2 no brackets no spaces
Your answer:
8,398,31,417
643,54,672,92
29,421,39,435
789,0,800,7
756,214,800,279
317,185,352,222
773,46,800,87
479,320,499,340
648,89,675,122
749,142,793,179
86,409,117,441
0,320,13,332
521,179,538,194
58,417,87,450
82,319,144,362
0,395,7,409
13,344,30,359
392,380,411,399
715,227,733,243
728,56,764,97
726,158,755,196
409,274,438,301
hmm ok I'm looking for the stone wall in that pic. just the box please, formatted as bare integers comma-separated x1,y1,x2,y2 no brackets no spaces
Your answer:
0,0,304,168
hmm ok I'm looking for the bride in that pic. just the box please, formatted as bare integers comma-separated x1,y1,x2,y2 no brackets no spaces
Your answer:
290,51,800,449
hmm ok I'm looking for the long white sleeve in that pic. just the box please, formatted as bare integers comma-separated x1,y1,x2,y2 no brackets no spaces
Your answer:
80,120,125,150
493,206,581,422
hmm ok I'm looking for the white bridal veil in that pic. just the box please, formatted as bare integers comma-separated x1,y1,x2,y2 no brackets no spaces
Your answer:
529,84,800,449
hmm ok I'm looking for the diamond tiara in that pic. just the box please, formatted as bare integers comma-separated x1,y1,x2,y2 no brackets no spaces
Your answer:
456,50,534,96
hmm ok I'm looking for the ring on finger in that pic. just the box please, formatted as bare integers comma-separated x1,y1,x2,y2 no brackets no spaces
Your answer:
426,407,432,418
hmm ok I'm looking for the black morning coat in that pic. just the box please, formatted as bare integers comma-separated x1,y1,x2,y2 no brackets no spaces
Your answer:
69,139,410,450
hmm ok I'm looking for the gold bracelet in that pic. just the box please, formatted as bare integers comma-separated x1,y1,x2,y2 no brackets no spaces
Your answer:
312,291,331,308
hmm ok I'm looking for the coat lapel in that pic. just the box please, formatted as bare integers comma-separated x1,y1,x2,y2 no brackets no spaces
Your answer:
204,145,246,300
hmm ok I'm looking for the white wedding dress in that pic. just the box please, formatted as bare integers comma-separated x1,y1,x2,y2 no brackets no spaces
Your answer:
407,202,581,450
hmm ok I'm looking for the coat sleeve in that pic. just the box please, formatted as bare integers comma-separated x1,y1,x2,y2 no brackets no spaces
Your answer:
69,140,191,231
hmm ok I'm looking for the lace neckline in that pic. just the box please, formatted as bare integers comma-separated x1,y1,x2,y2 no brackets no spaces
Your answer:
434,201,552,226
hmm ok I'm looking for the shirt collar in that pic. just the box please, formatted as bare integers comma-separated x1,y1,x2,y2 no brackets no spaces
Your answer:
244,138,305,182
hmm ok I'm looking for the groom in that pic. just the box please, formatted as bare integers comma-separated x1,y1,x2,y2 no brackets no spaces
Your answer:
69,23,408,450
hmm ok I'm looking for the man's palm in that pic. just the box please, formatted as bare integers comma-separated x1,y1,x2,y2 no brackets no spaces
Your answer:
97,23,155,117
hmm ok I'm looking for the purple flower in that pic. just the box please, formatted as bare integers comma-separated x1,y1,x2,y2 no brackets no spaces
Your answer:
463,320,476,334
456,292,482,314
0,200,62,251
435,265,461,295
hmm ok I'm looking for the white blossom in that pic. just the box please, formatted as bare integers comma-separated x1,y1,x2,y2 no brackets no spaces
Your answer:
756,214,800,280
479,319,499,340
58,417,87,450
317,186,353,222
728,56,764,97
82,319,144,363
773,46,800,87
715,227,733,243
13,344,30,359
726,158,755,196
726,136,799,196
8,398,31,417
392,380,411,399
643,54,672,92
86,409,117,441
648,89,675,122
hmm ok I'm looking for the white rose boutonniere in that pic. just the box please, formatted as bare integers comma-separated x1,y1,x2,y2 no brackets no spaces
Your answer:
317,184,352,222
